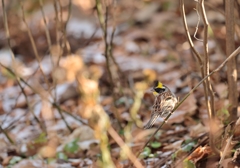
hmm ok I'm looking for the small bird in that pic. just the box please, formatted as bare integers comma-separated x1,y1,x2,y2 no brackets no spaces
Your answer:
144,81,178,129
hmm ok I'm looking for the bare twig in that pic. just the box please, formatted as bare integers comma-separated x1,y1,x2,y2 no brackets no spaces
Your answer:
136,46,240,158
180,0,203,64
180,0,219,155
53,0,60,58
225,0,238,120
54,103,73,132
199,0,218,155
2,0,46,134
0,63,86,129
52,102,87,125
59,0,72,54
180,0,208,109
108,126,144,168
218,135,233,166
20,1,51,92
39,0,52,51
0,125,14,144
193,8,203,42
95,0,122,125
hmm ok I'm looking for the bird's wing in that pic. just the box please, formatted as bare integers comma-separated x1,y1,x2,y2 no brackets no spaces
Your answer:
159,95,176,117
143,97,162,129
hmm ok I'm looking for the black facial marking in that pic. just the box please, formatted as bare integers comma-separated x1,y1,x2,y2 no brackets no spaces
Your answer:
154,87,165,93
153,80,159,88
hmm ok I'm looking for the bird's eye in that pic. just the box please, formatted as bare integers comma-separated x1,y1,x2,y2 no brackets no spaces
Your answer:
154,87,165,93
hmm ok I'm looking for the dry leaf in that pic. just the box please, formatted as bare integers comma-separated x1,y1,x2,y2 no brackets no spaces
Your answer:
187,146,212,163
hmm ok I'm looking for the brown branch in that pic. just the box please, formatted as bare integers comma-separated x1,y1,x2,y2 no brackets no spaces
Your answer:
180,1,208,113
2,0,46,134
0,125,14,144
180,0,203,64
0,63,86,129
95,0,122,126
108,126,144,168
225,0,238,121
199,0,218,155
54,103,73,132
39,0,52,50
59,0,72,55
20,1,51,92
53,0,60,57
136,46,240,159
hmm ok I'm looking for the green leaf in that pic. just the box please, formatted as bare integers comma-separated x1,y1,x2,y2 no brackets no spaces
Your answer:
140,147,151,159
47,158,56,164
34,132,47,144
64,139,79,153
150,141,161,149
119,129,124,135
154,131,162,140
56,152,68,161
183,159,196,168
9,156,22,165
171,152,177,160
182,139,197,152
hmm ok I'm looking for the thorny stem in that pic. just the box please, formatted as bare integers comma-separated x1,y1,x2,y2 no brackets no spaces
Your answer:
135,46,240,159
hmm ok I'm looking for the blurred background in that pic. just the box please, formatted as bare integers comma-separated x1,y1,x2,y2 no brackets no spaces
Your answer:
0,0,240,167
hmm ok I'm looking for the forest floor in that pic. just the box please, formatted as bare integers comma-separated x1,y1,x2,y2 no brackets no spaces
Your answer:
0,0,240,168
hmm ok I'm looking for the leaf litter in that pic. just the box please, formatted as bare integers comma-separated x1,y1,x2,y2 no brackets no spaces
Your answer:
0,0,240,168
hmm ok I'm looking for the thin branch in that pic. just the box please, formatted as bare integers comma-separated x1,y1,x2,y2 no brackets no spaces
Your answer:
0,63,86,128
193,8,203,42
20,1,51,92
136,46,240,158
52,102,87,125
180,0,203,65
53,0,60,59
39,0,52,50
108,126,144,168
59,0,72,54
225,0,238,120
218,135,233,166
95,0,122,126
199,0,218,155
0,125,14,144
54,103,73,132
2,0,46,134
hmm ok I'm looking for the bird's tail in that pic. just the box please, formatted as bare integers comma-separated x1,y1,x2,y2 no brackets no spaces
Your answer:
144,114,159,129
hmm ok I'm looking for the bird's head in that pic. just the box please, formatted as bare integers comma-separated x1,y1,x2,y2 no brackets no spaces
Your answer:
152,80,166,96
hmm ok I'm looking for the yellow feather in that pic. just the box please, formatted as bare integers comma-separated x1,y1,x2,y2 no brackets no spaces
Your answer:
157,82,163,88
153,91,158,96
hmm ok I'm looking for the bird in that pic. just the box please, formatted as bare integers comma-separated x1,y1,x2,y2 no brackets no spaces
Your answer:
144,81,178,129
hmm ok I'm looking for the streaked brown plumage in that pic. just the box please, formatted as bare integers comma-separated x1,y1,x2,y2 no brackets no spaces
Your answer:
144,81,178,129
